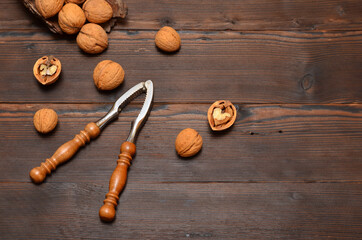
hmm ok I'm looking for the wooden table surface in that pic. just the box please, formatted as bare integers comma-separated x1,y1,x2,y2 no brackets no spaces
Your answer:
1,0,362,239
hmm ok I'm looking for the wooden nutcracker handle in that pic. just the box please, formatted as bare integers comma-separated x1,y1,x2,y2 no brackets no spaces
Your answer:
29,122,100,184
99,141,136,222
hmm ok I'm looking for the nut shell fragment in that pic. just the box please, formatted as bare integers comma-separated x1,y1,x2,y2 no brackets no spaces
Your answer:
58,3,86,34
33,56,62,85
83,0,113,24
155,26,181,52
76,23,108,54
33,108,58,134
175,128,203,157
207,100,237,131
93,60,125,90
35,0,65,19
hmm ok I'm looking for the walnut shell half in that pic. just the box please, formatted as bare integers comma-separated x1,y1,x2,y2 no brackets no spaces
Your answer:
33,56,62,85
207,100,237,131
175,128,203,158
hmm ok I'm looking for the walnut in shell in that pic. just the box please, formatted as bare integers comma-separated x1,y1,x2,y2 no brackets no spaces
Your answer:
175,128,203,158
33,56,62,85
155,26,181,52
33,108,58,134
93,60,125,90
83,0,113,24
35,0,64,19
207,100,237,131
24,0,128,34
76,23,108,54
58,3,86,34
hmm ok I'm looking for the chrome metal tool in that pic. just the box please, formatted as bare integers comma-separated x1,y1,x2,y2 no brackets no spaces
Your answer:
29,80,154,185
99,80,154,222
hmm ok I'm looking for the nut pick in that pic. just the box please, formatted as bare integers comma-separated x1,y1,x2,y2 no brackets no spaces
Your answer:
30,80,154,220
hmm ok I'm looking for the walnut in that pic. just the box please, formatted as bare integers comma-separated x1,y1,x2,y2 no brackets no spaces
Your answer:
175,128,203,157
33,56,62,85
82,0,113,24
208,100,237,131
65,0,85,4
33,108,58,134
93,60,125,90
35,0,65,19
76,23,108,54
58,3,86,34
155,26,181,52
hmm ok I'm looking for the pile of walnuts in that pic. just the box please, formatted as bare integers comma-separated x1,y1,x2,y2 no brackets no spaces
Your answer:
34,0,118,54
29,0,232,159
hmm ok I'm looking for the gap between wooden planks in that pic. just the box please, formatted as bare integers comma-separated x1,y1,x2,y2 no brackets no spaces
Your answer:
2,0,362,31
0,103,360,184
0,30,361,104
0,182,361,239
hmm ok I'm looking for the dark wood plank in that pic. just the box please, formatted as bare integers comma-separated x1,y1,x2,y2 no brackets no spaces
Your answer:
1,1,361,240
2,0,362,31
0,31,362,103
0,182,361,239
0,103,361,183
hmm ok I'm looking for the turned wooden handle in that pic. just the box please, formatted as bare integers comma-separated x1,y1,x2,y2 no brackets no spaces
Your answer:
99,141,136,222
29,122,100,184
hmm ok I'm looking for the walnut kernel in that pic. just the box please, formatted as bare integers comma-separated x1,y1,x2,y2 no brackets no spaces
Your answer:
33,56,62,85
207,100,237,131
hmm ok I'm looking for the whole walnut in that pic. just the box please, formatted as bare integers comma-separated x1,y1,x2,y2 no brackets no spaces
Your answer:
33,108,58,134
65,0,85,4
76,23,108,54
82,0,113,24
155,26,181,52
175,128,203,157
35,0,65,19
58,3,86,34
93,60,125,90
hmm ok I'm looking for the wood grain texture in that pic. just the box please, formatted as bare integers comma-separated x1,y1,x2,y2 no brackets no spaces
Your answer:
99,141,136,222
0,103,360,183
0,182,361,239
29,122,100,184
2,0,362,31
0,31,361,103
1,1,362,239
